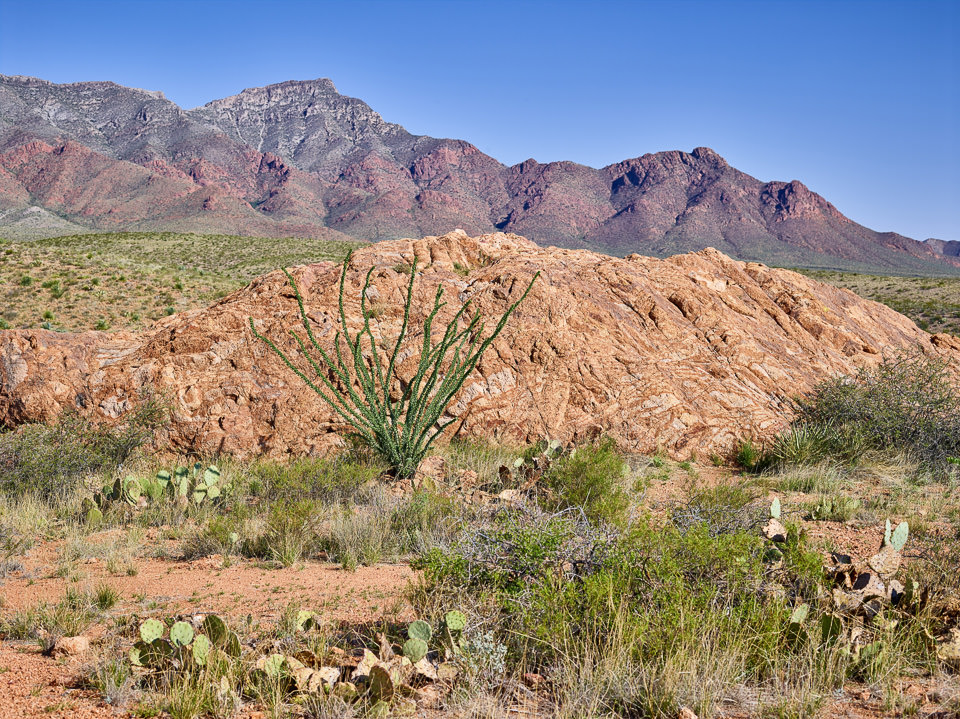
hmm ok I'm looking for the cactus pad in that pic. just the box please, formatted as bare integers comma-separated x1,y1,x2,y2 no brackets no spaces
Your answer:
407,619,432,643
140,618,165,643
890,521,909,551
789,603,809,624
770,497,781,519
224,631,242,658
201,614,228,645
192,634,211,665
444,610,467,632
819,613,843,645
170,621,194,647
259,653,286,678
402,638,428,663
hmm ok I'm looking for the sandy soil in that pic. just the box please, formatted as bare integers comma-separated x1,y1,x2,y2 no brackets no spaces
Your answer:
2,544,413,621
0,532,415,718
2,473,958,718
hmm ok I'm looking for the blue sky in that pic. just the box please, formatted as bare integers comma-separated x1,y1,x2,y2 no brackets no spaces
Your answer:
1,0,957,242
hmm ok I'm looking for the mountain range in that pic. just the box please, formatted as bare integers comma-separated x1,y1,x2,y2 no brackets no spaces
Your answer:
1,73,957,274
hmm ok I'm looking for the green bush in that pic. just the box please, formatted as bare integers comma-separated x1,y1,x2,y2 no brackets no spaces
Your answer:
414,502,782,686
0,398,167,500
244,500,322,567
248,454,382,503
541,438,629,525
180,508,249,560
793,351,960,472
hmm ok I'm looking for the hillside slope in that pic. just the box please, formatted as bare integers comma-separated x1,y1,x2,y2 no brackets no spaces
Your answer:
0,75,956,274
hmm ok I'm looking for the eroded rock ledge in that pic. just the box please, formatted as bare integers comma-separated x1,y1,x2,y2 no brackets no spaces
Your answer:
2,230,958,459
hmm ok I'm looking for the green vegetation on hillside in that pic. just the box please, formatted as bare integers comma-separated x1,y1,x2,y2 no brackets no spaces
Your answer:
799,269,960,336
0,232,361,332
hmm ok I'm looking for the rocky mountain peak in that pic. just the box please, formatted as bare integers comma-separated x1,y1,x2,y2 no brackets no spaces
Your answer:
188,77,412,175
0,74,957,274
195,77,340,110
690,146,728,166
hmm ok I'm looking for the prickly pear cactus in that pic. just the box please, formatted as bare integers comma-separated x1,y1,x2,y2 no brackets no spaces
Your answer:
170,621,194,647
402,638,428,662
770,497,781,520
789,604,809,624
408,620,432,643
201,614,228,645
444,610,466,633
258,653,286,678
140,618,165,643
819,613,843,645
785,603,810,647
192,634,211,665
889,521,909,551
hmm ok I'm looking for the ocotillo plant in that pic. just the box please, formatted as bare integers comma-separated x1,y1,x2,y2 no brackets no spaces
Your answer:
249,252,538,478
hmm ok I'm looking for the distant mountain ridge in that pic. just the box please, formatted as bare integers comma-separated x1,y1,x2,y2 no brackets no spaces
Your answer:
0,73,957,274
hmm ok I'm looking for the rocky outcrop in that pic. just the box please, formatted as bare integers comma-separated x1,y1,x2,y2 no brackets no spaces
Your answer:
1,231,956,459
1,74,957,274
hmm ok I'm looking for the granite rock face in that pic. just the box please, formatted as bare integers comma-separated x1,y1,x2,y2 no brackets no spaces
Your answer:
2,231,957,459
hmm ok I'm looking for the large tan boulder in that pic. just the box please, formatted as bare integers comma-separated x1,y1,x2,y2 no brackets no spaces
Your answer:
1,230,957,459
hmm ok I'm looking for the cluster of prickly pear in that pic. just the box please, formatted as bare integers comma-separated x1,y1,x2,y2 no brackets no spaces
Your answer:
189,463,224,504
83,475,143,521
130,614,240,671
232,607,472,714
85,463,225,521
498,439,567,489
166,463,225,504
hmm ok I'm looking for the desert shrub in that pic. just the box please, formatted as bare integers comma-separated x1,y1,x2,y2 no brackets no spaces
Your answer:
248,453,383,503
793,351,960,472
414,501,787,705
765,423,835,467
0,587,104,640
88,657,135,707
670,482,762,536
243,500,323,566
540,438,629,525
180,508,250,560
249,252,538,478
775,463,844,494
0,397,167,500
736,438,768,471
388,488,459,554
438,438,519,487
323,500,393,570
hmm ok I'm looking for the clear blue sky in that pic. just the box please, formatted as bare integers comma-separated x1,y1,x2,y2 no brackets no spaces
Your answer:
1,0,957,242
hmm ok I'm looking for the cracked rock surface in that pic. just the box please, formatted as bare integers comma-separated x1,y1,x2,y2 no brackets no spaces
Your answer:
1,230,958,459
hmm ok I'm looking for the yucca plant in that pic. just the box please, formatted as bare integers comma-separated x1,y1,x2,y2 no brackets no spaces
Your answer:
249,252,538,478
